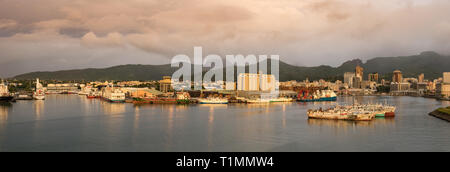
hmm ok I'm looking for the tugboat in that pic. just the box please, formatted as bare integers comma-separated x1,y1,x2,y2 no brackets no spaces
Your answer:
0,80,14,102
33,78,45,100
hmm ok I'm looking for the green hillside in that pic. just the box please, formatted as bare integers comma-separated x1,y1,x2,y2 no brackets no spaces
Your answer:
13,51,450,81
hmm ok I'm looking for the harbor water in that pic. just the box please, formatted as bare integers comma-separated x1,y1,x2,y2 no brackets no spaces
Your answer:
1,95,450,152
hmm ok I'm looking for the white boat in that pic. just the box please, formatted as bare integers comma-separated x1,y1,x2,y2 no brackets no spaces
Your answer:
101,84,125,102
33,78,45,100
270,97,294,102
247,98,270,104
198,98,228,104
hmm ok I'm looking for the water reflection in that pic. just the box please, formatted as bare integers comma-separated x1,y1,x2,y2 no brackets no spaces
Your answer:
100,101,126,115
33,100,45,120
0,102,12,123
307,117,395,128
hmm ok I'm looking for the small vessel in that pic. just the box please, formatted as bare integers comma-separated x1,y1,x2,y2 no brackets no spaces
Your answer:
298,90,337,102
307,103,396,121
198,98,229,104
0,80,14,102
15,92,33,100
33,78,45,100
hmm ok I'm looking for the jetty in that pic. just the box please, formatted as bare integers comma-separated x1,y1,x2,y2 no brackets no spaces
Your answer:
429,107,450,122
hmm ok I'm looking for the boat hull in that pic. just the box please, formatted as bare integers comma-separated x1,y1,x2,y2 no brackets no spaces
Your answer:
298,97,337,102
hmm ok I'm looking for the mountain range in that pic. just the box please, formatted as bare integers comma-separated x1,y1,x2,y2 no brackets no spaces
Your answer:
12,51,450,81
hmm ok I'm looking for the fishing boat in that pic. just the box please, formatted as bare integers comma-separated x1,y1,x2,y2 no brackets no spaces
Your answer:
198,98,228,104
0,80,14,102
307,103,396,121
33,78,45,100
298,90,337,102
87,91,101,99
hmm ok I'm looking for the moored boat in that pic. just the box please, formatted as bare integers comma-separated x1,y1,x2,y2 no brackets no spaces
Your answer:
0,80,14,102
307,103,396,121
33,78,45,100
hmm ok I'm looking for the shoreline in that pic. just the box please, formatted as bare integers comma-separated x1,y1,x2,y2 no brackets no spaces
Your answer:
429,108,450,122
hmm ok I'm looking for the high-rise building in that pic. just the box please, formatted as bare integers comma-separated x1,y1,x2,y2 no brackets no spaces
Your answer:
418,73,424,83
368,73,379,83
159,76,172,92
344,72,355,87
355,65,364,79
392,70,403,83
444,72,450,84
237,73,276,91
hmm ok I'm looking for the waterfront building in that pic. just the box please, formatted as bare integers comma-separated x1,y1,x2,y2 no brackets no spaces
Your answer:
46,83,79,94
344,72,355,87
390,82,411,93
437,72,450,98
159,76,172,93
225,81,236,90
352,75,362,89
392,70,403,83
237,73,276,92
120,87,162,98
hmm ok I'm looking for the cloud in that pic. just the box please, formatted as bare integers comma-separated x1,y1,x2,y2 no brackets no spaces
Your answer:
81,32,125,48
1,0,450,77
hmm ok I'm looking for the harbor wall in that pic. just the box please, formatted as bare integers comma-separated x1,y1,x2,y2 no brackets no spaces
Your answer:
429,110,450,122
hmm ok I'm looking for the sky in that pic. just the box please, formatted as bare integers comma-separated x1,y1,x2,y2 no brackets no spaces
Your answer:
1,0,450,77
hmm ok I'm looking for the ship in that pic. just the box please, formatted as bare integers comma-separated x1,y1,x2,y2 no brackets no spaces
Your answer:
33,78,45,100
0,80,14,102
86,90,101,98
198,98,229,104
101,84,125,102
246,98,271,104
307,103,396,121
298,90,337,102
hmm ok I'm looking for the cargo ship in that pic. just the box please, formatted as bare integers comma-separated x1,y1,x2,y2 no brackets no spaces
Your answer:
307,103,396,121
0,80,14,102
198,98,229,104
33,78,45,100
298,90,337,102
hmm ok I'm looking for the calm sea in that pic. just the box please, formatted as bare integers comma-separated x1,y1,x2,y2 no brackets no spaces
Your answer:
0,95,449,152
